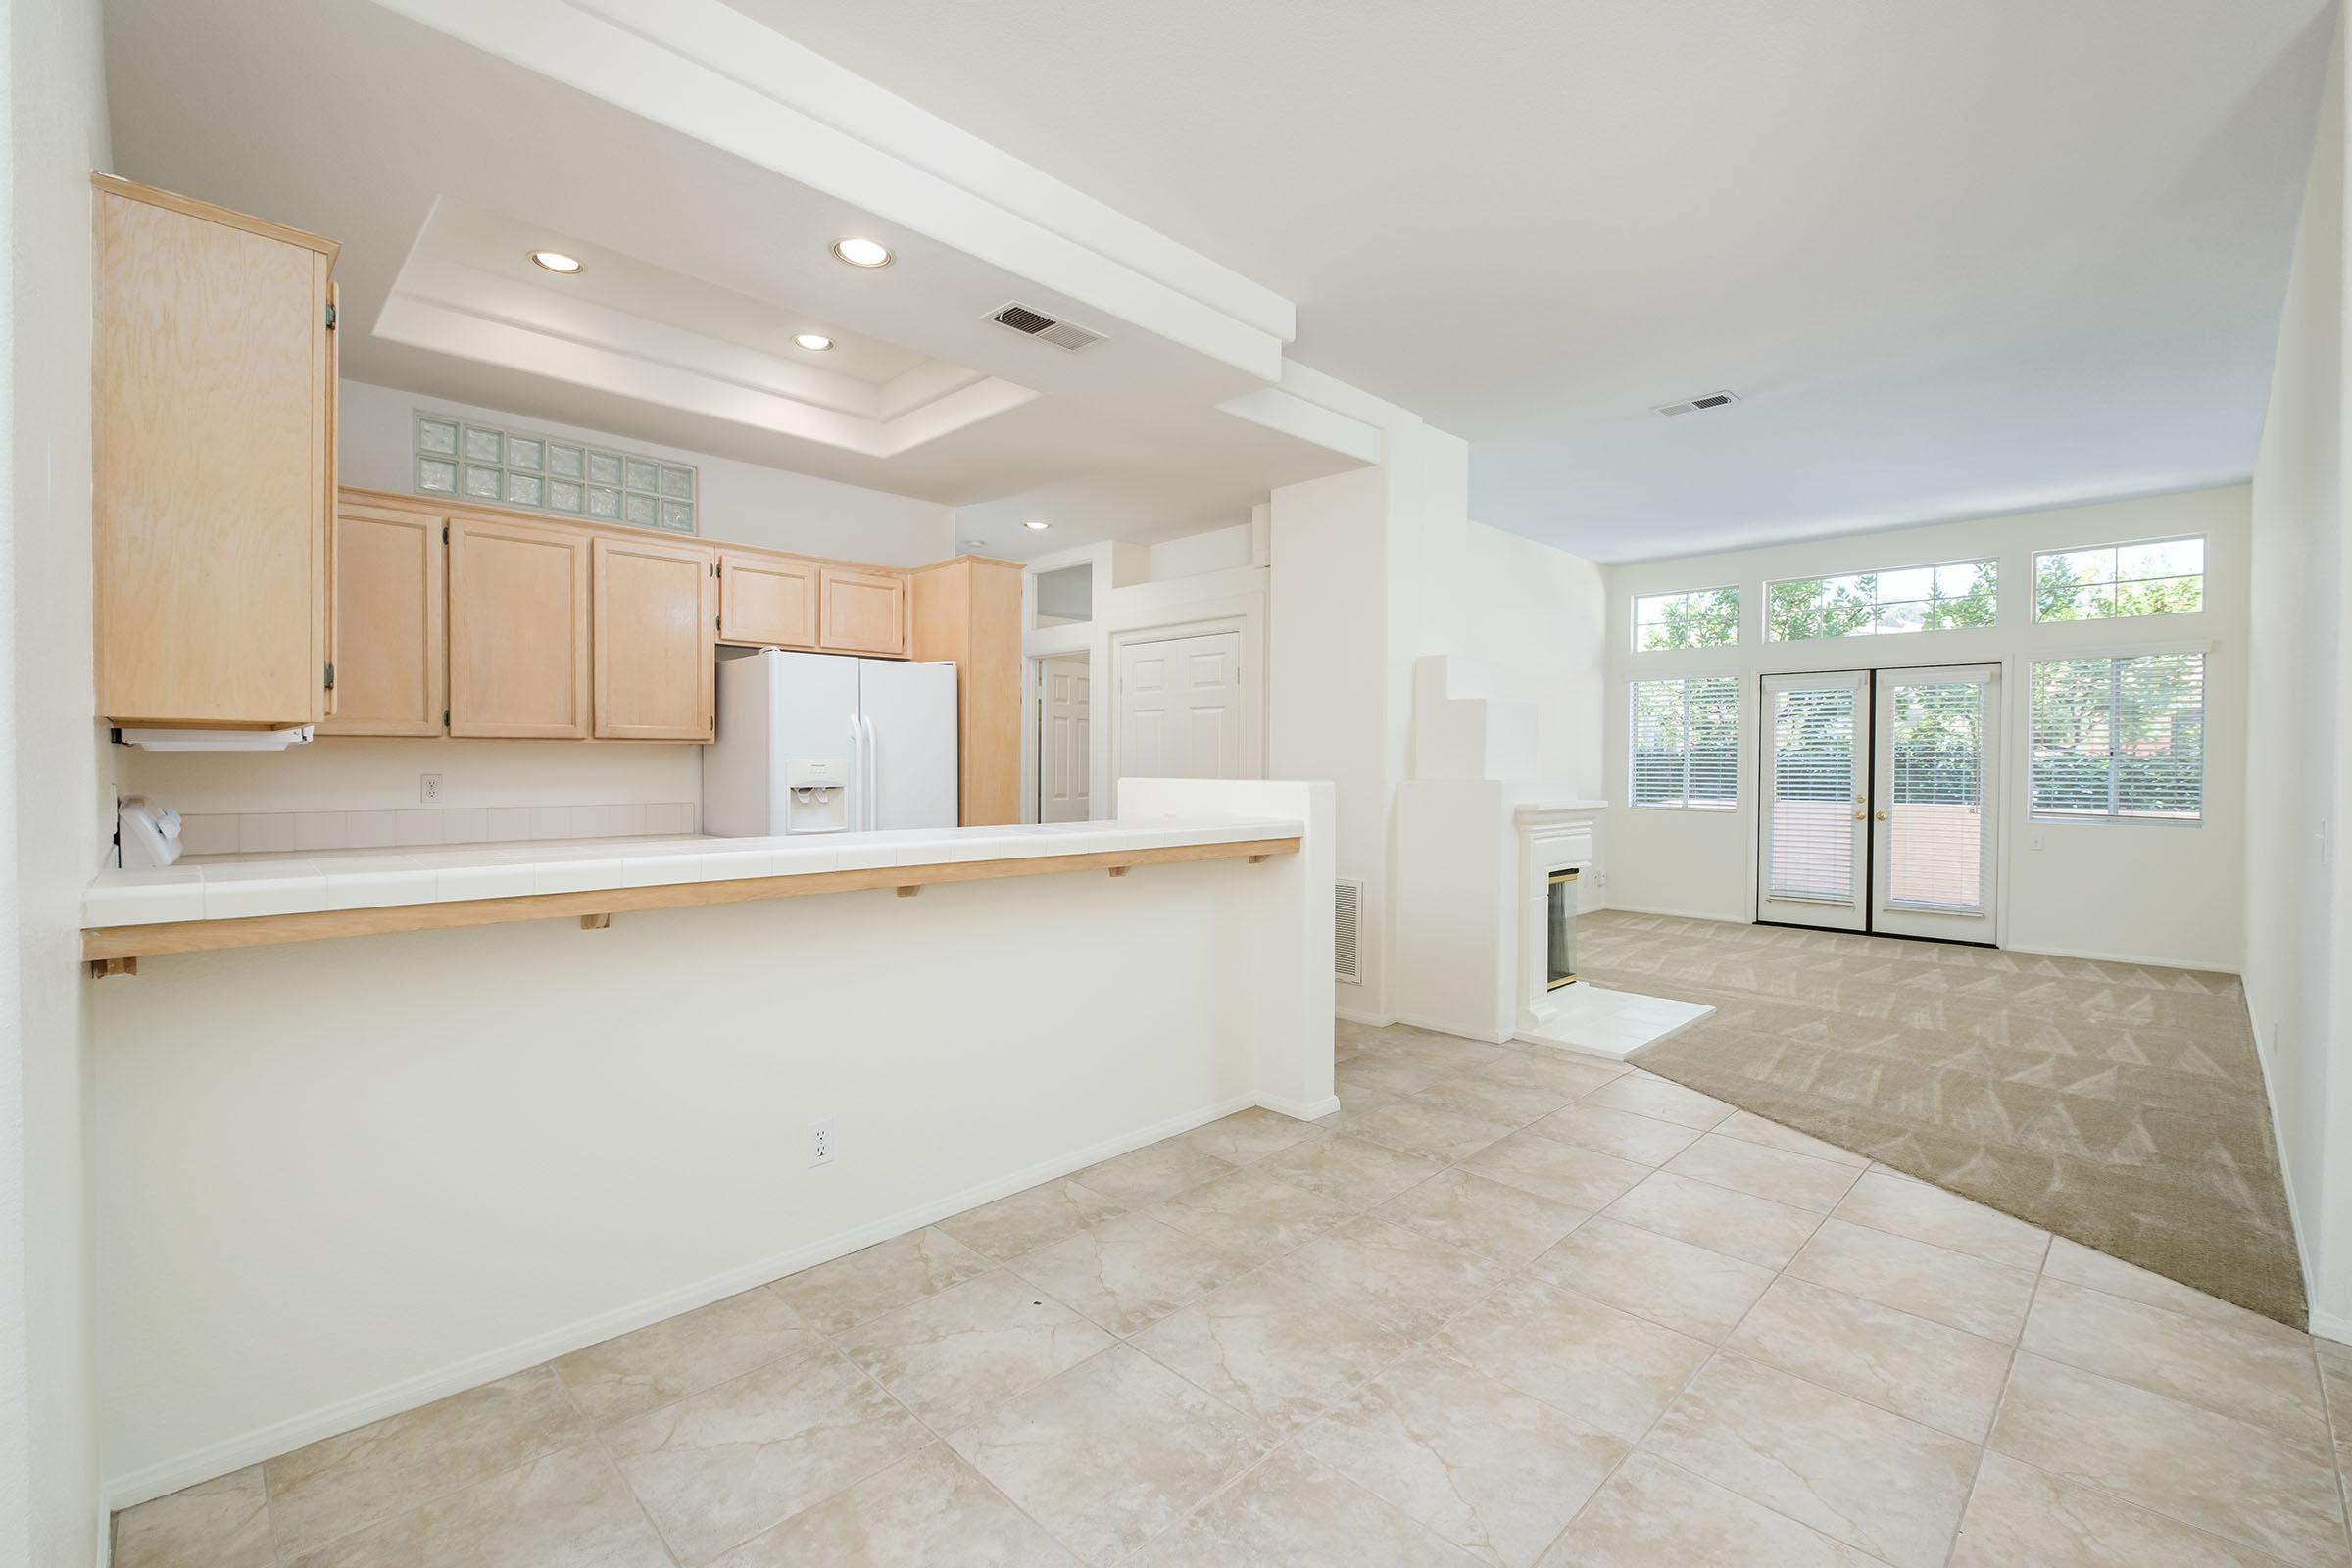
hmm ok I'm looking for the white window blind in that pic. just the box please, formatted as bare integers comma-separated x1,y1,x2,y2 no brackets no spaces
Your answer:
2030,653,2204,822
1631,677,1738,809
1767,685,1856,902
1887,679,1986,910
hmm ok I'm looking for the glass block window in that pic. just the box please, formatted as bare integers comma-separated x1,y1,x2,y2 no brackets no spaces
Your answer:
2034,536,2204,621
1633,586,1739,651
1766,558,1997,641
413,411,696,533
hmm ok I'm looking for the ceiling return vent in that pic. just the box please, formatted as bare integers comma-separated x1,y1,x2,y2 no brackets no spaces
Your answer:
1653,389,1740,417
988,302,1106,353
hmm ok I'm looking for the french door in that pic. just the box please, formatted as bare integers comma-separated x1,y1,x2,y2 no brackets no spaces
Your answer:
1757,665,2000,943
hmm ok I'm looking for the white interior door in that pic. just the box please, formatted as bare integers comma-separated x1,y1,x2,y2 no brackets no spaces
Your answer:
1758,671,1869,930
1115,630,1243,782
1872,664,1998,941
1038,655,1091,822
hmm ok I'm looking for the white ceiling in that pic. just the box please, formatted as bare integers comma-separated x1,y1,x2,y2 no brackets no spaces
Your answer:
729,0,2336,562
99,0,1367,560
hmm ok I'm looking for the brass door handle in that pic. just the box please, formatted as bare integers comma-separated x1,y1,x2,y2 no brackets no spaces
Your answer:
1852,811,1866,820
1875,810,1889,821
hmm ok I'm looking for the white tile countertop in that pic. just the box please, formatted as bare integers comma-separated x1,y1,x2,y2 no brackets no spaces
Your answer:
84,817,1306,927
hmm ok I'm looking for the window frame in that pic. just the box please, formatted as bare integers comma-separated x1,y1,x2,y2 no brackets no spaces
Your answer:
1631,584,1741,653
1763,555,2000,643
1628,673,1740,812
2030,533,2206,624
2026,646,2206,827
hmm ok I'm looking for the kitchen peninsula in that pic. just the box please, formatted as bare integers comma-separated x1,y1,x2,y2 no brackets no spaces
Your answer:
89,779,1333,1494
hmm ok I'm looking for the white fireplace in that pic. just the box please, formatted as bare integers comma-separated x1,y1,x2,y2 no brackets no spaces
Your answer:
1517,805,1596,1033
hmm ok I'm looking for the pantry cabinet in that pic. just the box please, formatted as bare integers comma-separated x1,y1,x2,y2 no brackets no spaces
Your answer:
593,535,715,741
318,500,444,737
717,550,819,649
92,175,338,727
909,557,1024,825
447,514,592,739
818,565,910,657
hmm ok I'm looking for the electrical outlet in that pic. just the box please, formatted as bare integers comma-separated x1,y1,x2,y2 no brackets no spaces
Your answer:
2027,832,2043,852
1593,871,1609,888
808,1118,835,1167
419,773,443,805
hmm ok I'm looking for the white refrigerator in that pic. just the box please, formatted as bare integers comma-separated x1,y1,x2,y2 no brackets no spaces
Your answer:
703,648,959,835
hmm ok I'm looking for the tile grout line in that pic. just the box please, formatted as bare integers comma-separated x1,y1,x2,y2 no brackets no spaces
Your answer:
1936,1239,2048,1568
549,1360,688,1568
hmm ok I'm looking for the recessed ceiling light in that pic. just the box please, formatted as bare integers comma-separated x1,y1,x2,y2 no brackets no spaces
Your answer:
794,333,834,352
964,538,985,548
1023,519,1051,531
528,250,584,275
831,236,894,269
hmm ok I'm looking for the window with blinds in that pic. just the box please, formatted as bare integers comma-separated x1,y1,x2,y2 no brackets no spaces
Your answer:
2030,652,2204,822
1631,677,1738,809
1767,684,1857,902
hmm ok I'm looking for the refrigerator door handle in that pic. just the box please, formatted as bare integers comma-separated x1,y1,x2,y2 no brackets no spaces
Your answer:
861,714,878,830
846,712,865,832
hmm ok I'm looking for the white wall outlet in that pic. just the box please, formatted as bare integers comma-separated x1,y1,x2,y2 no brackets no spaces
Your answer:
808,1118,835,1167
419,773,443,804
2026,832,2043,852
1593,871,1609,888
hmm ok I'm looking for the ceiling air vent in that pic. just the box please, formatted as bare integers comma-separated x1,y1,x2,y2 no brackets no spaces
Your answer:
1653,390,1740,417
989,302,1106,353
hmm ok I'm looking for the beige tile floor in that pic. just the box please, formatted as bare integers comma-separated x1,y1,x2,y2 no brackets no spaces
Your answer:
116,1021,2352,1568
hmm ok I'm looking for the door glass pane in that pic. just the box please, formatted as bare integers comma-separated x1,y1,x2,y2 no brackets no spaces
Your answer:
1887,680,1985,910
1769,686,1857,903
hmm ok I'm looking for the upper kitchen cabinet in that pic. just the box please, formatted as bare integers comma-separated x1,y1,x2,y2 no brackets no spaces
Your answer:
447,514,592,739
318,498,444,737
909,557,1024,825
818,565,909,657
717,550,818,649
92,175,338,727
593,535,715,741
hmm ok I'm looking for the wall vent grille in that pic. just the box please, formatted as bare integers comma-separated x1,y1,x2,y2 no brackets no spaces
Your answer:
1334,876,1364,984
989,302,1106,353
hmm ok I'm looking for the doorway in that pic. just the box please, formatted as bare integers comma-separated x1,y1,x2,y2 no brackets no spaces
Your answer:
1113,628,1245,781
1757,663,1999,943
1036,653,1091,822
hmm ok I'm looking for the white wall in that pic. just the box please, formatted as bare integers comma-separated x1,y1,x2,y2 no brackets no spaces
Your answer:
92,785,1331,1501
1603,486,2251,971
1147,521,1252,581
2247,21,2352,1342
338,380,955,566
1432,520,1609,800
1,0,112,1561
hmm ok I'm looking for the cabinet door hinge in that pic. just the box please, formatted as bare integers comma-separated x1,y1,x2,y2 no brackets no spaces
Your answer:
443,523,451,543
323,662,335,691
324,300,337,330
443,708,451,727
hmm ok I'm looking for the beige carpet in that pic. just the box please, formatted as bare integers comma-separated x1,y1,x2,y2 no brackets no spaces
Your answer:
1580,911,2307,1329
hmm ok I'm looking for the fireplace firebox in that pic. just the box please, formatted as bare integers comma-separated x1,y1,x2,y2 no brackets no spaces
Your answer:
1547,867,1578,991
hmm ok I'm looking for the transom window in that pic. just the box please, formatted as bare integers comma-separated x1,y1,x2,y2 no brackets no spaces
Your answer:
1630,676,1738,809
2034,536,2204,621
2029,652,2204,823
1766,559,1997,641
1633,586,1739,651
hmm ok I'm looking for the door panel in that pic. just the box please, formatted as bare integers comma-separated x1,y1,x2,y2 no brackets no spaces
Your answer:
1873,666,1998,941
860,659,958,829
318,500,444,736
819,566,908,656
447,515,591,738
719,551,818,648
1040,655,1091,823
1758,672,1869,930
1115,631,1242,782
593,535,715,741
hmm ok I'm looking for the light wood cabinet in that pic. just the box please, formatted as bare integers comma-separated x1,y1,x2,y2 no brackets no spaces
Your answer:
447,514,592,738
910,557,1025,825
819,566,909,657
594,536,715,741
718,550,819,648
318,500,444,737
93,175,338,726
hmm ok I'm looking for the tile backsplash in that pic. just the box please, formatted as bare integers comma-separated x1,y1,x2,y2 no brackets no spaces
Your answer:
176,801,700,857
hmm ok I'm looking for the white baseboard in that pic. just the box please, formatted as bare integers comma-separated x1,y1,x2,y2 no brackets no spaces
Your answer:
2241,977,2328,1341
2006,940,2241,975
1334,1005,1394,1027
100,1092,1256,1512
1259,1094,1340,1121
1595,902,1748,923
1393,1010,1513,1046
2310,1307,2352,1346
